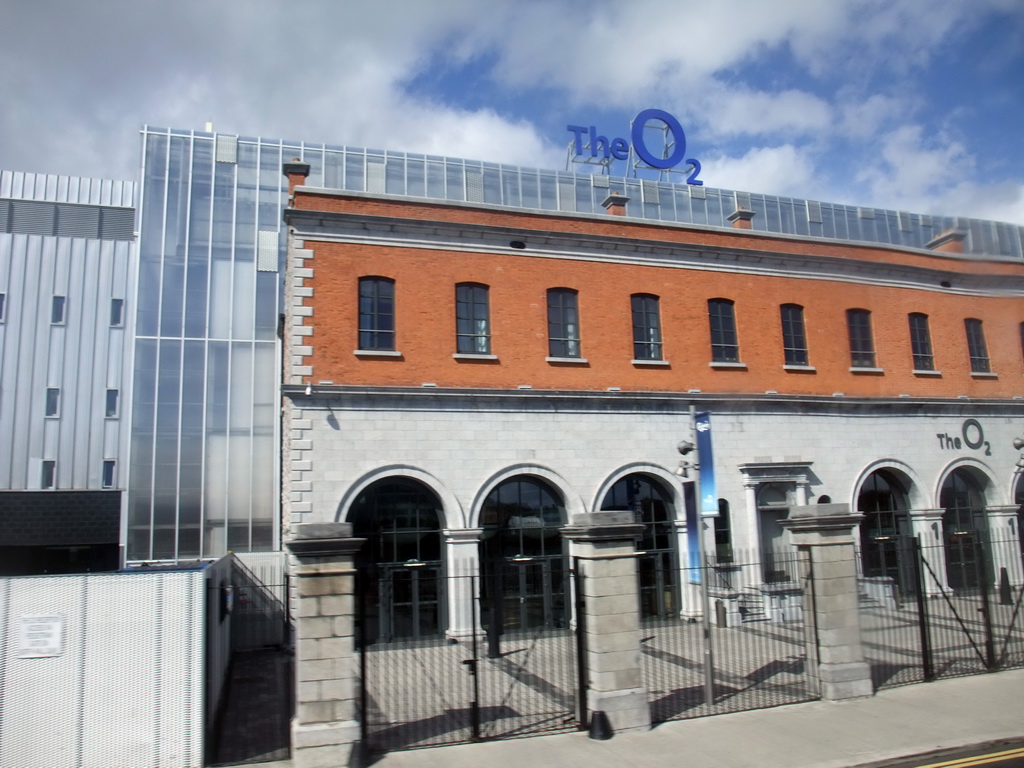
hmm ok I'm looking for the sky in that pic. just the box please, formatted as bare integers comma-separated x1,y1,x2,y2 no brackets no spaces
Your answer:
1,0,1023,225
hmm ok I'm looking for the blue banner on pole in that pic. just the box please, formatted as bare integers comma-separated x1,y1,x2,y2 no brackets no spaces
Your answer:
695,411,718,517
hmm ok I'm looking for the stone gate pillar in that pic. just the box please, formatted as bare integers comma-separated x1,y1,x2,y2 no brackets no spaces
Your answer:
781,503,873,701
562,511,650,733
987,506,1024,589
286,523,365,768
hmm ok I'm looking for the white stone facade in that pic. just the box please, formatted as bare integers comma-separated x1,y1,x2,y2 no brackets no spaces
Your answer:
281,386,1024,626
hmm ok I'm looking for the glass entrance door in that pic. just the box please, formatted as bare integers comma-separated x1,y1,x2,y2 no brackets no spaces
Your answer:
377,563,442,641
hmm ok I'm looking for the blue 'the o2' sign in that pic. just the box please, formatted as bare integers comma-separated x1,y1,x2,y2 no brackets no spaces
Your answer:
567,108,703,185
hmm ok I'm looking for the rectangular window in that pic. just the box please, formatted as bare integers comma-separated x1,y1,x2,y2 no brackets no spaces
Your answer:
102,460,116,489
965,318,990,373
455,283,491,354
708,298,739,362
45,387,60,417
846,309,876,368
358,276,395,351
41,460,56,489
631,294,663,360
908,313,934,371
105,388,119,418
780,304,808,366
51,295,66,324
110,298,125,327
0,292,6,322
547,288,581,358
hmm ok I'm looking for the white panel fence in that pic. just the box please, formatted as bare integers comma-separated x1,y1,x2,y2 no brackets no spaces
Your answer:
0,552,275,768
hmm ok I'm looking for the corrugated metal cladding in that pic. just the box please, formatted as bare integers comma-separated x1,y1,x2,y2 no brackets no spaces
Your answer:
0,198,135,241
0,171,136,496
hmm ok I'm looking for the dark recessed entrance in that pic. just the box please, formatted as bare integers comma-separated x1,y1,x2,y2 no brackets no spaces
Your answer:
350,478,444,642
479,477,566,633
601,474,677,618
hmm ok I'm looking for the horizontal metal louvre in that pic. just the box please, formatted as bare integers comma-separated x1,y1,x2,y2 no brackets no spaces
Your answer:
591,175,609,188
735,191,751,210
0,198,134,240
57,203,100,238
689,184,706,199
858,207,875,219
10,199,55,235
99,207,135,240
257,230,278,272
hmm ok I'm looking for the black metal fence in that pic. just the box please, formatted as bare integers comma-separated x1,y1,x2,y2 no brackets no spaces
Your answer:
860,535,1024,690
641,549,818,724
357,563,582,754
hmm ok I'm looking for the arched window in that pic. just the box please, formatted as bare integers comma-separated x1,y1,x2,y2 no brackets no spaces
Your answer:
780,304,808,366
349,478,443,642
455,282,490,354
480,477,564,559
857,470,910,588
940,468,988,590
479,477,567,631
601,474,676,617
547,288,581,358
630,294,663,361
708,298,739,363
846,308,876,368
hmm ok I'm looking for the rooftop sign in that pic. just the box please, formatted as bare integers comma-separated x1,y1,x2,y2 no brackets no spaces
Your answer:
567,108,703,185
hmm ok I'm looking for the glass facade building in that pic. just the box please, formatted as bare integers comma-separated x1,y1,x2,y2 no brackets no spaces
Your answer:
127,125,1024,563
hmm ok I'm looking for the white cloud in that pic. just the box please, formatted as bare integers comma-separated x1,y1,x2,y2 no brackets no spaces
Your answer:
702,145,819,199
696,86,833,140
859,125,972,206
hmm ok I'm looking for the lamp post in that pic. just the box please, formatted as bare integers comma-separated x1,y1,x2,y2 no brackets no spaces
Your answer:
677,404,715,707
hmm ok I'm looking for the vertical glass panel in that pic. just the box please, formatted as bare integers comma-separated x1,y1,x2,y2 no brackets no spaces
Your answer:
209,256,232,339
254,271,279,341
139,133,168,335
232,259,255,340
445,163,464,200
185,138,213,338
344,152,365,191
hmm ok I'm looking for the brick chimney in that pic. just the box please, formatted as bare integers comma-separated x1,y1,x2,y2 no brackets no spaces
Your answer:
926,228,966,254
282,158,311,195
727,207,756,230
601,192,629,217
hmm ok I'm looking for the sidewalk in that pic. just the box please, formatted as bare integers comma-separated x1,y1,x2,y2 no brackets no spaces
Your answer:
243,668,1024,768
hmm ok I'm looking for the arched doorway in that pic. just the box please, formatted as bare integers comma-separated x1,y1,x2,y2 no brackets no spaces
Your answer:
940,468,988,590
350,477,444,642
600,474,677,618
858,469,912,593
479,477,566,632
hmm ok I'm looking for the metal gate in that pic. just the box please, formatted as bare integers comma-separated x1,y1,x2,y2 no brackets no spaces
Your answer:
860,536,1024,689
358,562,582,754
641,551,818,723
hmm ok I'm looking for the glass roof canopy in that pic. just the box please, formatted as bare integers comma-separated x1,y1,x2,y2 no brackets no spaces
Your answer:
173,126,1024,259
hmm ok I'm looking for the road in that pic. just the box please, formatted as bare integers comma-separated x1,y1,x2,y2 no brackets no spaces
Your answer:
880,741,1024,768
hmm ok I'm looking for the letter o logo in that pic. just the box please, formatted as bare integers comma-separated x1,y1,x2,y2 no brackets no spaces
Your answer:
961,419,985,450
631,109,687,170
